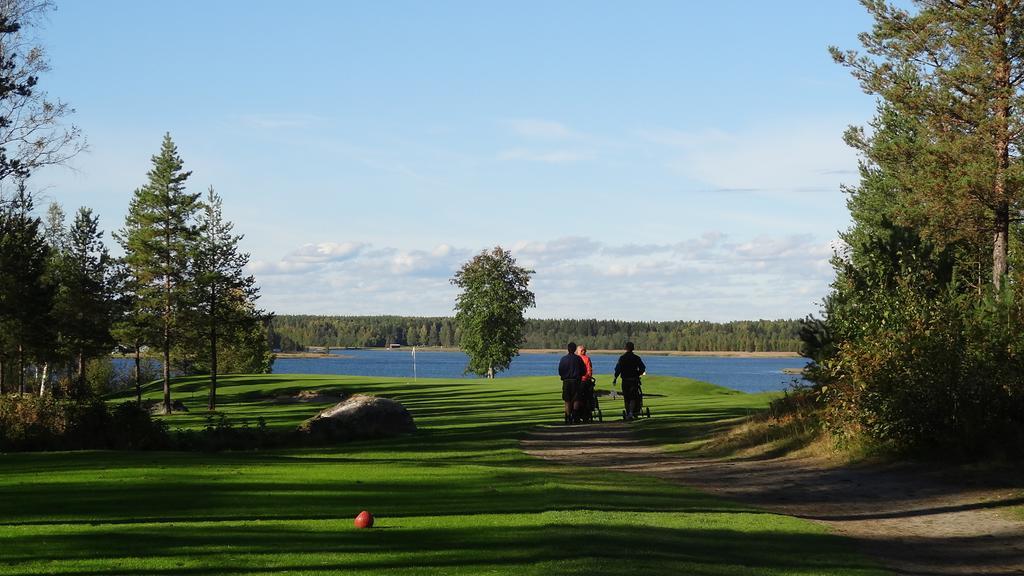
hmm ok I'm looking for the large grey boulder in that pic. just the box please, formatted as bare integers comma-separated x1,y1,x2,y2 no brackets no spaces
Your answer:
298,394,415,440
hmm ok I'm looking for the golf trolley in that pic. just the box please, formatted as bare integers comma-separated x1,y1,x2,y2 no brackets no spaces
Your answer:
620,378,651,420
563,378,603,424
585,377,603,423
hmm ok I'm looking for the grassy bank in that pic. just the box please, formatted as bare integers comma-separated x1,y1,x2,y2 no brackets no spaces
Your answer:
0,373,886,575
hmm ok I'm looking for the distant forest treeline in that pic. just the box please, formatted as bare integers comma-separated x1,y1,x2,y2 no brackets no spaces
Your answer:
268,315,803,353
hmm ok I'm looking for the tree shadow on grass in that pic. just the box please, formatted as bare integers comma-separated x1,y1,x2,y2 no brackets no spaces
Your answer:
2,522,886,576
0,462,757,527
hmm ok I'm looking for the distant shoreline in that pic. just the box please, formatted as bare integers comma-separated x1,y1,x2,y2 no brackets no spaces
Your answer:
275,347,802,359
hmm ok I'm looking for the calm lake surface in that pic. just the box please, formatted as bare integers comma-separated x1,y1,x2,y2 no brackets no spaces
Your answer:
272,349,807,394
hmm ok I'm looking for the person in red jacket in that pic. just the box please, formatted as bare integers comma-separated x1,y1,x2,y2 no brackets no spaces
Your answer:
576,344,593,384
558,342,587,423
576,344,595,421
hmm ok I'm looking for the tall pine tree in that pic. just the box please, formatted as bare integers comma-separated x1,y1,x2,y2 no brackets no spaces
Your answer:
832,0,1024,289
110,259,151,404
52,207,115,396
0,182,53,394
192,186,261,410
116,134,200,414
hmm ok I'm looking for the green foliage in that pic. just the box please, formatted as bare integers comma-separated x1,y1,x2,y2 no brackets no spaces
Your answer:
808,208,1024,455
84,357,116,396
220,321,274,374
188,186,265,409
0,184,54,394
797,316,832,364
170,413,278,451
810,4,1024,456
0,395,169,451
832,1,1024,286
115,133,201,412
51,207,116,395
184,320,275,375
451,247,536,377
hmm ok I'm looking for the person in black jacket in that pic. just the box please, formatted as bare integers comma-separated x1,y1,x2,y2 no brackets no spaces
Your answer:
613,341,646,420
558,341,587,423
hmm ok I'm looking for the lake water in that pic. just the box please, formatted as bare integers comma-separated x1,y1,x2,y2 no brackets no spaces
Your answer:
272,349,808,394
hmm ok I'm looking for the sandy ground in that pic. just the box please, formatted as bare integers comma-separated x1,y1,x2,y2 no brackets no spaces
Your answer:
522,423,1024,576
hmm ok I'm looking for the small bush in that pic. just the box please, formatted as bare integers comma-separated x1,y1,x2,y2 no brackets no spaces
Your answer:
172,414,285,451
0,396,349,453
810,272,1024,458
85,358,117,396
109,401,170,450
0,395,170,452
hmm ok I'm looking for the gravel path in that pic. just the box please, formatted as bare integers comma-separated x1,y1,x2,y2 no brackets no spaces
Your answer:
522,422,1024,576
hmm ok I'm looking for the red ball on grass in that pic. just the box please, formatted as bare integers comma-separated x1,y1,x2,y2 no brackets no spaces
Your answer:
354,510,374,529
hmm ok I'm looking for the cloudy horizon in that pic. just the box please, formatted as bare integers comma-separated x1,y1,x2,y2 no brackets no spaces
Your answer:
249,232,839,322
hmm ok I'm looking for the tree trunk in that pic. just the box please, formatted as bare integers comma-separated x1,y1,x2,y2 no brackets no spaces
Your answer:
76,351,86,397
992,2,1011,289
163,257,172,414
163,327,171,414
0,356,4,394
17,344,24,394
993,204,1009,288
134,345,141,404
39,363,48,396
208,322,218,411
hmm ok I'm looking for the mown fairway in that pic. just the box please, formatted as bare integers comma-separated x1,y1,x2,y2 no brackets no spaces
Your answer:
0,373,887,575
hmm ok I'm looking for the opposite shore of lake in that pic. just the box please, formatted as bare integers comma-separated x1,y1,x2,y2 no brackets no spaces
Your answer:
275,347,801,359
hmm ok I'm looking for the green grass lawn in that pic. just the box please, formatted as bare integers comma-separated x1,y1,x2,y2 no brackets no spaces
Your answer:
0,373,888,575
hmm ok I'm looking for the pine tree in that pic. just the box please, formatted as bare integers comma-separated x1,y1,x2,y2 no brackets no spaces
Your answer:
115,133,200,414
110,259,151,404
0,182,53,394
37,200,66,395
192,186,261,410
832,0,1024,289
52,207,115,396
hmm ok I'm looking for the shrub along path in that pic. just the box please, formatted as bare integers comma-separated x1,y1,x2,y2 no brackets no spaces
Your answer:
522,423,1024,575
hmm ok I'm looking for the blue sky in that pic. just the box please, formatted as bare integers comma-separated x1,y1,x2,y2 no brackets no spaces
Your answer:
31,1,878,321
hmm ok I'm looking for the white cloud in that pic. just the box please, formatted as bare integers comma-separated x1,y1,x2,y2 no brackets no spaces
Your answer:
247,260,316,275
513,236,602,264
290,241,366,263
251,233,837,321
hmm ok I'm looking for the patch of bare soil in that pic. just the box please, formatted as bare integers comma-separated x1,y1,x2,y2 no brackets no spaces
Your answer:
522,423,1024,576
274,389,346,404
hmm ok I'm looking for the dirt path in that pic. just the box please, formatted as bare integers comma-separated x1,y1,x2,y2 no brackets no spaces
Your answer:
522,423,1024,576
